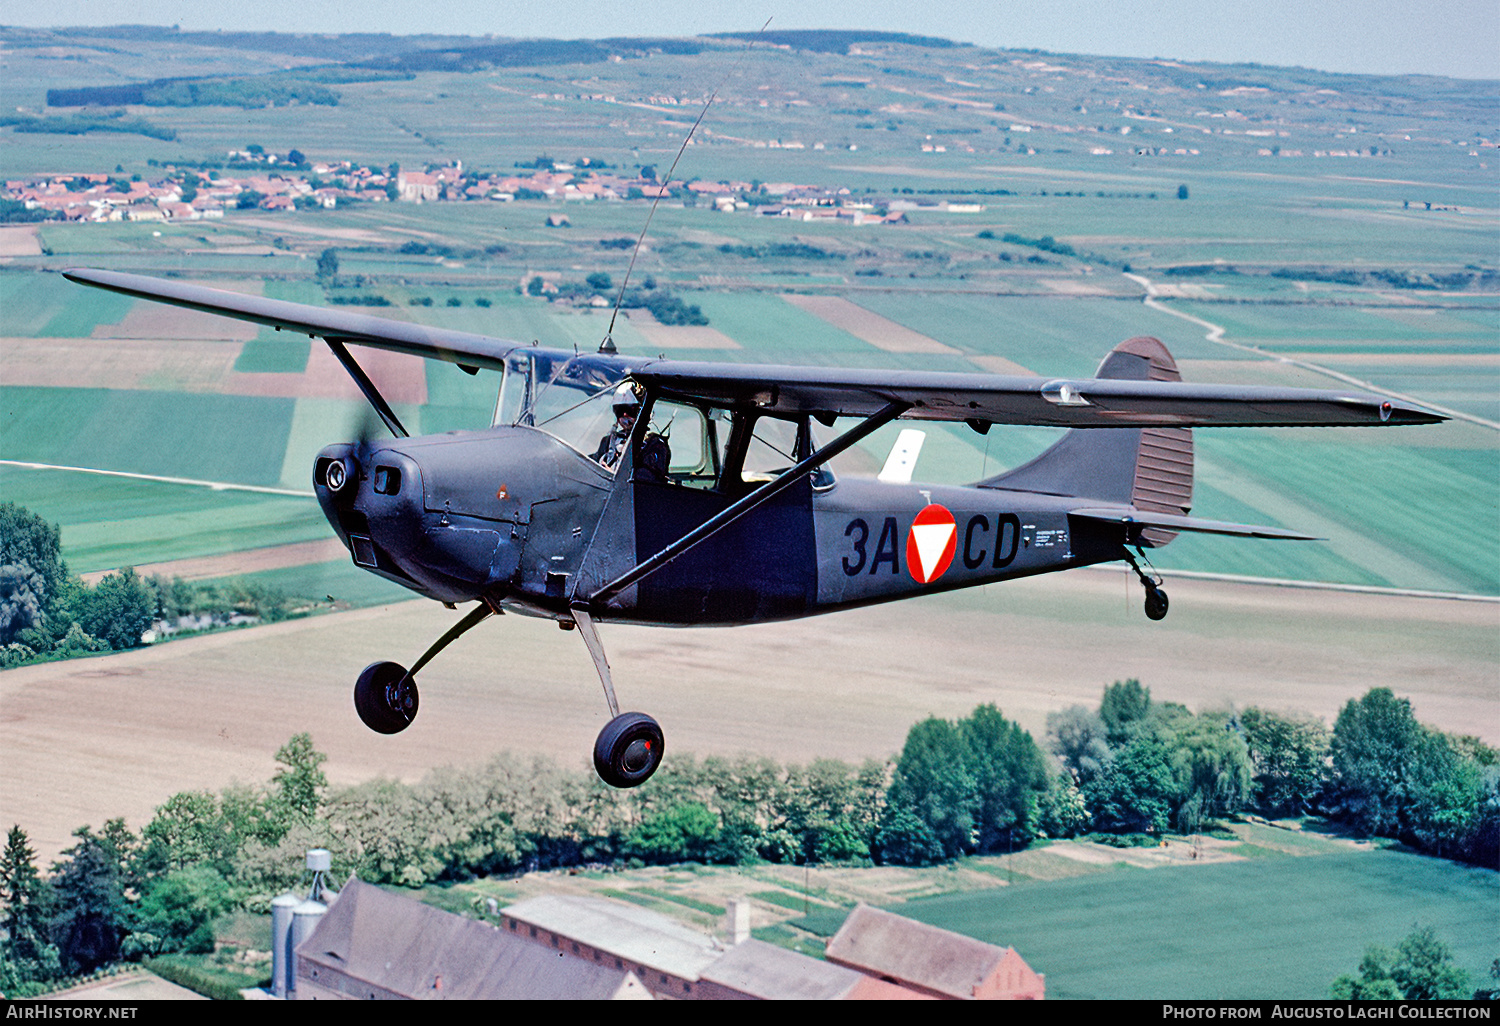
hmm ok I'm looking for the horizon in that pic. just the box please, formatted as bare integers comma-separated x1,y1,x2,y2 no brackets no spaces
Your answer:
4,0,1498,82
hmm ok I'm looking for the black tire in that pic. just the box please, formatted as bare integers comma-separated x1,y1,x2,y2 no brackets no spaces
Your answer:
593,712,664,788
353,661,419,734
1144,587,1169,621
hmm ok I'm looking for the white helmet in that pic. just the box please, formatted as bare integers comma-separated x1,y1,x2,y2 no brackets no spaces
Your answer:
612,382,641,416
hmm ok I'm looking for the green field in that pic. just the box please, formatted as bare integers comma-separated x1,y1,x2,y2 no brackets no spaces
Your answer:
894,847,1497,1000
0,466,325,573
0,271,135,337
1,27,1494,598
1170,430,1500,593
230,558,415,607
233,336,311,372
856,291,1226,373
0,386,295,486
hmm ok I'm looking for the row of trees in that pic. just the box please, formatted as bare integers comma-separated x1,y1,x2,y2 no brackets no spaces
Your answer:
0,736,328,995
525,272,709,325
1331,927,1484,1000
3,682,1493,995
1044,681,1498,866
1,503,300,668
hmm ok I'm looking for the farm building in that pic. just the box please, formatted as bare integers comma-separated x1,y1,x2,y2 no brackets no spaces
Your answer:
824,904,1046,999
499,894,723,999
289,881,965,1000
292,880,650,1000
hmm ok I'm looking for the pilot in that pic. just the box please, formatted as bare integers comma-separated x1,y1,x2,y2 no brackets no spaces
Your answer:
593,383,640,469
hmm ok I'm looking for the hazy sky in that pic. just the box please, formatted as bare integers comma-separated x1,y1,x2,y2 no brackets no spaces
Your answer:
8,0,1499,80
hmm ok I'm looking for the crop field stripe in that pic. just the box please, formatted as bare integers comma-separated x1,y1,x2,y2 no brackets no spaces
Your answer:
278,397,377,490
0,460,313,497
849,291,1219,374
59,499,330,574
0,386,295,487
4,273,130,337
232,558,414,606
685,294,870,362
895,849,1497,1000
234,337,311,373
0,464,306,524
79,539,348,585
1186,435,1500,594
424,357,501,409
0,464,327,573
1173,299,1500,345
1144,290,1499,429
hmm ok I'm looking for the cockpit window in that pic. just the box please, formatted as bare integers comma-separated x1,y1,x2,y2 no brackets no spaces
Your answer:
494,352,830,491
496,351,626,457
648,400,718,487
741,415,835,490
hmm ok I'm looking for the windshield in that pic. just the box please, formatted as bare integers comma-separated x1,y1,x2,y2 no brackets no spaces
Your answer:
496,350,626,456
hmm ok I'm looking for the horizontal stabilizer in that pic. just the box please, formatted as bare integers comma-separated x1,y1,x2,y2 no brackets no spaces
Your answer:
1069,507,1319,541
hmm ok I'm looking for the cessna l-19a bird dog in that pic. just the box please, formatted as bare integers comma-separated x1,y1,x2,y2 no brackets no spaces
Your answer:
65,268,1444,787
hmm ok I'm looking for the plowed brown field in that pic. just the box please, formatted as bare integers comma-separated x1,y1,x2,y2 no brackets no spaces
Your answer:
3,570,1494,862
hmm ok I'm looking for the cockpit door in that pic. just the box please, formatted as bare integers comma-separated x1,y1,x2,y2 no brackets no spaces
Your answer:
627,404,817,625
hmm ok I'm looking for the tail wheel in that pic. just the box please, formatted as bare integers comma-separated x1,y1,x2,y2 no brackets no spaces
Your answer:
354,661,419,734
593,712,664,788
1144,586,1169,621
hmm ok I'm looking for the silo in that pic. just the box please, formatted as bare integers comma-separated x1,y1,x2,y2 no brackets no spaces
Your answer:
289,898,327,998
269,893,300,998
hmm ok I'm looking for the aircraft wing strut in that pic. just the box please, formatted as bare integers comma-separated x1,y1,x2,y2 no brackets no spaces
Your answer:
586,399,911,607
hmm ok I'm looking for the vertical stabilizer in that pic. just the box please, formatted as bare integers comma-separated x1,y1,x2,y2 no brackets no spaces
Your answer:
978,336,1194,546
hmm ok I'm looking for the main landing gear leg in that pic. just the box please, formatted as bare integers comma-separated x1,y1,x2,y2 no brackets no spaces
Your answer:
572,606,664,789
1123,548,1169,621
353,601,495,734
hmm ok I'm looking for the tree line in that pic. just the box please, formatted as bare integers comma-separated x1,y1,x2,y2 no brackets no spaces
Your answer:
1046,680,1497,866
3,680,1493,995
1,503,300,668
1330,926,1487,1000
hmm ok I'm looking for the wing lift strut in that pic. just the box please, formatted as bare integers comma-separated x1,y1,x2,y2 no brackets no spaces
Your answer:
583,398,911,609
559,398,912,786
324,336,409,439
1122,546,1170,621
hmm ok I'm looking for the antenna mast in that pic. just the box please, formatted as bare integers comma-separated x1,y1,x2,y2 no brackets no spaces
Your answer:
599,19,772,354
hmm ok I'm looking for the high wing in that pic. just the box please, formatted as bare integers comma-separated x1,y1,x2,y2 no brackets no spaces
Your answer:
627,360,1444,428
64,267,1445,429
63,267,522,373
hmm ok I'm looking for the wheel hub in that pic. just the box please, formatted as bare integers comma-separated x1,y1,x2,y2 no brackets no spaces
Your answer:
621,738,653,774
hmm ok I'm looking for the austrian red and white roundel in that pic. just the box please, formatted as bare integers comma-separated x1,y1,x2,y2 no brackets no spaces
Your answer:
906,503,957,585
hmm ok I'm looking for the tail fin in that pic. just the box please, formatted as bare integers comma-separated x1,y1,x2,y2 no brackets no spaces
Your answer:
978,337,1193,546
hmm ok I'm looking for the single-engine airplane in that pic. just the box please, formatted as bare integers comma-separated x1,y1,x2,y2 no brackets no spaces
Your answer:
64,267,1443,787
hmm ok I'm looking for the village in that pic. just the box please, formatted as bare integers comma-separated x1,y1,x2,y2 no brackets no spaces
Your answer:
4,149,929,226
